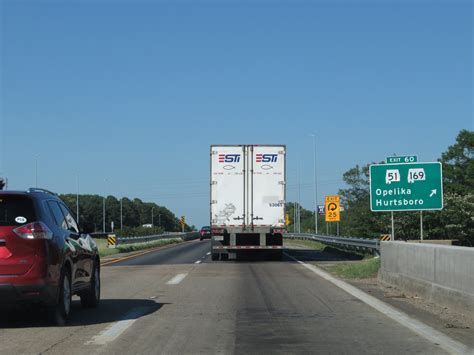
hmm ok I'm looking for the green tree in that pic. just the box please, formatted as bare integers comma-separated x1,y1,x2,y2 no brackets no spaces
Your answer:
440,129,474,195
59,194,187,234
336,129,473,243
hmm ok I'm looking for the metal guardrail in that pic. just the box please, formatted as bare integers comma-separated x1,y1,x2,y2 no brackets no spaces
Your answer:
284,233,379,253
112,232,200,247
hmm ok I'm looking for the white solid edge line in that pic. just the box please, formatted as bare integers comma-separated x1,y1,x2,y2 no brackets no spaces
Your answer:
86,307,151,345
166,273,188,285
284,252,473,355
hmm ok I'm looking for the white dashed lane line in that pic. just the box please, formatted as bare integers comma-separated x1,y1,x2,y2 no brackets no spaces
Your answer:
195,260,202,264
86,307,152,345
166,273,188,285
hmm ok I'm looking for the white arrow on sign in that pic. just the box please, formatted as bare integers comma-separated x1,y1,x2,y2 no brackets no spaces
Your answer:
429,189,437,197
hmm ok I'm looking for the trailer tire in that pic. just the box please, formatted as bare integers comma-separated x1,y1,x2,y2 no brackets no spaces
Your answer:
211,252,219,261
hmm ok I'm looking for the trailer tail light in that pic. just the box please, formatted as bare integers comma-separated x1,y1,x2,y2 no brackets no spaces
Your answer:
272,228,286,234
212,228,225,236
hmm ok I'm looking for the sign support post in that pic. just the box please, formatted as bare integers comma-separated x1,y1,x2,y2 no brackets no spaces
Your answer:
420,211,424,240
391,211,395,241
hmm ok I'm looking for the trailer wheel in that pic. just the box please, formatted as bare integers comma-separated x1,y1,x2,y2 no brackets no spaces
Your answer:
211,252,219,261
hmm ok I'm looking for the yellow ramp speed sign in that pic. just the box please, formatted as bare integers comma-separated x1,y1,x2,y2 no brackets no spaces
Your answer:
325,196,340,222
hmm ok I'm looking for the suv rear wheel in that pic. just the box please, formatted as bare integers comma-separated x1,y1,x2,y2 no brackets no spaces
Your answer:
80,262,100,308
50,268,71,326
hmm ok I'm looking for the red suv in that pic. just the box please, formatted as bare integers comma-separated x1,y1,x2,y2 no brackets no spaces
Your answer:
199,226,211,240
0,188,100,325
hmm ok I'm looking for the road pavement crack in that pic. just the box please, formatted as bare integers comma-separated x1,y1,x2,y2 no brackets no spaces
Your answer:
39,329,78,354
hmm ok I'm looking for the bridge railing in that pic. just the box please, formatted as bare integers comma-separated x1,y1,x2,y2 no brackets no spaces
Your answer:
284,233,379,254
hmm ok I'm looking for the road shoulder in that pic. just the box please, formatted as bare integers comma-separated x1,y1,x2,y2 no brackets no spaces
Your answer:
284,241,474,350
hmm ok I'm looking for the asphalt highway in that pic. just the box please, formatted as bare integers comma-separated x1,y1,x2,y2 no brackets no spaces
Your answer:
0,240,465,354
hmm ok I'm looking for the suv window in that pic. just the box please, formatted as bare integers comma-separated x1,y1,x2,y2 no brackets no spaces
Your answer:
0,195,37,226
59,203,79,234
47,201,69,231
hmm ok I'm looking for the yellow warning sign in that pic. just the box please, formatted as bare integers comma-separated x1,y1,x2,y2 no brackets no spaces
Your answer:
107,234,117,248
325,196,340,222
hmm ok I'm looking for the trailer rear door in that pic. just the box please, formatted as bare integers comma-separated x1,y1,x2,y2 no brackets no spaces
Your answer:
211,146,245,227
250,145,285,227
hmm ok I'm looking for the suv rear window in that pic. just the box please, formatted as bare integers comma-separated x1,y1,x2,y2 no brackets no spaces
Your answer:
0,195,37,226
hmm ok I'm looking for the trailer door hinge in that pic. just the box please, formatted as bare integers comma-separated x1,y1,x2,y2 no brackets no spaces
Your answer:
211,200,217,204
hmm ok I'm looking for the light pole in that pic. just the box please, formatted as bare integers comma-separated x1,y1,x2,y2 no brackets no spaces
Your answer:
103,178,107,233
120,197,123,230
76,174,79,224
35,154,39,188
297,162,301,233
310,134,318,234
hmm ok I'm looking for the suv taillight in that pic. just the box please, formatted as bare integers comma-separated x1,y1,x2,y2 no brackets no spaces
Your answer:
13,222,53,240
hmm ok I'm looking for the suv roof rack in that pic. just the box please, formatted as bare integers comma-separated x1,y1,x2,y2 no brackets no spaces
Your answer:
26,188,58,196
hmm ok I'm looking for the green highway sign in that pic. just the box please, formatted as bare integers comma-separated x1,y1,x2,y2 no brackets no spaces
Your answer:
370,162,443,212
386,155,418,164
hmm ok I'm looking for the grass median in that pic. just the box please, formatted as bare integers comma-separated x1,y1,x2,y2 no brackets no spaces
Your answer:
284,239,326,250
324,258,380,279
285,237,380,280
95,238,183,258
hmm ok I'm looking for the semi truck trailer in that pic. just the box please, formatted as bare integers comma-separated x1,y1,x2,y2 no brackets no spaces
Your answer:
210,145,286,260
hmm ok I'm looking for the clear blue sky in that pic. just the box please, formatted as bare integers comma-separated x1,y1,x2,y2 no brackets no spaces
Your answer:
1,0,472,228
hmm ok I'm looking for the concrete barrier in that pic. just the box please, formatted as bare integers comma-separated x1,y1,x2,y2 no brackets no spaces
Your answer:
379,241,474,315
406,239,457,246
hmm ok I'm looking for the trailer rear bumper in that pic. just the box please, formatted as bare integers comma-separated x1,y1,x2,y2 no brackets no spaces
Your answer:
212,245,283,250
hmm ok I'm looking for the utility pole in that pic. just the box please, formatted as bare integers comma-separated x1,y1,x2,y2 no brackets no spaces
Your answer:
152,207,155,227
